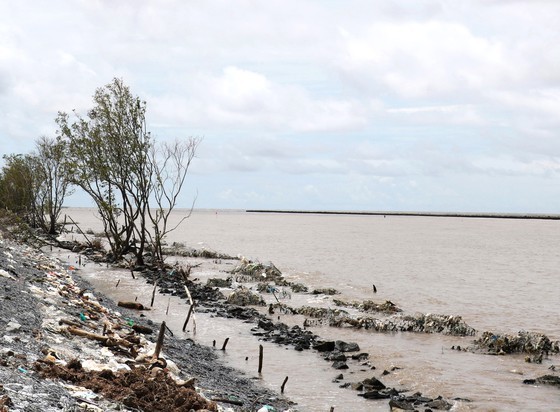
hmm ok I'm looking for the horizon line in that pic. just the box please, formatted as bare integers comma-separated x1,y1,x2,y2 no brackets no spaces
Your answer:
245,209,560,220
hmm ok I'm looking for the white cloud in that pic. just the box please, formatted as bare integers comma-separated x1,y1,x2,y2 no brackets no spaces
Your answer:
151,66,369,133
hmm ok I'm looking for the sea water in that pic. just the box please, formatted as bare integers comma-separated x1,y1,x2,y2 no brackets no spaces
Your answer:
64,208,560,411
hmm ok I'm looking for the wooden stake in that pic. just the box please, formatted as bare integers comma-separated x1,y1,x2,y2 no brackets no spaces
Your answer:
281,376,289,393
165,297,170,315
221,337,229,351
258,344,264,374
130,267,135,279
182,303,195,332
150,280,158,307
153,321,166,360
183,285,197,334
115,279,120,288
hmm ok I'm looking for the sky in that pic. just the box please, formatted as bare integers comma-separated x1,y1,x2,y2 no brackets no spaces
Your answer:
1,1,560,213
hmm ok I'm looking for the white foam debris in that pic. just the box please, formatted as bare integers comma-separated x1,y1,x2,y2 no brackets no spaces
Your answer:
0,268,14,280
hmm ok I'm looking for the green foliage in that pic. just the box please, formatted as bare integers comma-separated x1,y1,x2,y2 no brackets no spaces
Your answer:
0,153,38,222
57,78,152,262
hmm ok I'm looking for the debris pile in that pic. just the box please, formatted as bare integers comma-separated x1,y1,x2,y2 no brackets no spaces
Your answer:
329,313,476,336
34,362,217,411
231,259,287,285
473,331,560,355
333,299,403,314
226,287,266,306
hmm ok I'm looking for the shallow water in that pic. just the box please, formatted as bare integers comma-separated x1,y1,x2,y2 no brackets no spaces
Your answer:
63,208,560,411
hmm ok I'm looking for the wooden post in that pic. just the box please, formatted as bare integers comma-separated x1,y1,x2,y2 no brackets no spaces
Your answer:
165,297,170,315
281,376,288,393
182,304,195,332
115,279,120,288
153,321,166,360
258,344,264,374
183,285,197,334
130,266,135,279
221,337,229,351
150,280,158,307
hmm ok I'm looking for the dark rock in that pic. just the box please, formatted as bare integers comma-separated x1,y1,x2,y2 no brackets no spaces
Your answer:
324,352,347,362
358,390,390,399
351,352,369,360
313,341,335,352
426,398,452,410
335,340,360,352
257,319,274,331
362,376,385,390
332,361,349,370
334,373,344,380
389,398,415,411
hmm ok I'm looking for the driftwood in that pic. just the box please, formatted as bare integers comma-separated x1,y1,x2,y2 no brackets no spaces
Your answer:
118,301,149,310
66,326,133,348
59,318,97,331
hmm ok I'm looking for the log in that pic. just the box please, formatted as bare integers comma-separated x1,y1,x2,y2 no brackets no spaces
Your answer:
118,301,148,310
66,326,131,348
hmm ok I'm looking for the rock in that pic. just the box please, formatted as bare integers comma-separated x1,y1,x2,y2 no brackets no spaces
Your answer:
335,340,360,352
351,352,369,360
426,398,452,410
362,376,385,390
313,341,335,352
332,361,349,370
389,398,415,411
325,352,347,362
350,382,363,391
358,390,390,399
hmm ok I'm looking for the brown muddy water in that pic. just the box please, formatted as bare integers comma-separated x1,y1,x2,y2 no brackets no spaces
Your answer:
59,208,560,411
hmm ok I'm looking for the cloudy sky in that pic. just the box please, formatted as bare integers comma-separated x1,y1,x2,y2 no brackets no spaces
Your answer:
2,1,560,213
